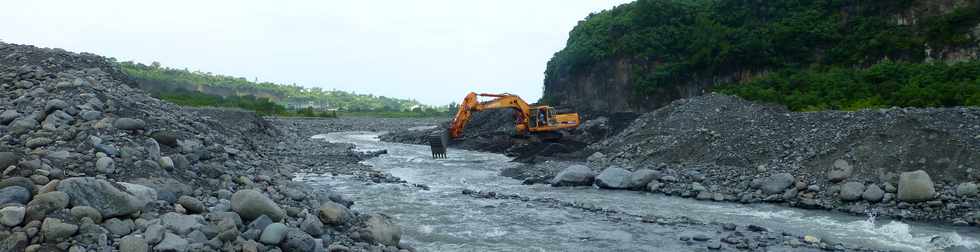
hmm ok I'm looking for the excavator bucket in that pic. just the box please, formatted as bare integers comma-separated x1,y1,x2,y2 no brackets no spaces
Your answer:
428,130,449,159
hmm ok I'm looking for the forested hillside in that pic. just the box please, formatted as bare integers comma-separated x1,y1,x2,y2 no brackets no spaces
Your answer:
543,0,980,113
117,61,448,116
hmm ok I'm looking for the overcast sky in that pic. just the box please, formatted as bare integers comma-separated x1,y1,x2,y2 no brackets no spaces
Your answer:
1,0,631,105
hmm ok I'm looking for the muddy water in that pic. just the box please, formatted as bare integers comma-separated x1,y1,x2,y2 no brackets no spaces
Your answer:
299,132,980,252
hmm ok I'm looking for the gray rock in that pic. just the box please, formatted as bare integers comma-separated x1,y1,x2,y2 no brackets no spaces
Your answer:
102,218,135,237
119,235,149,252
160,212,205,235
0,152,20,170
862,184,884,202
0,186,30,205
9,117,38,135
177,196,206,214
356,213,401,246
70,206,103,223
301,214,324,236
898,170,935,202
231,190,285,221
626,169,660,189
317,201,351,225
44,99,69,113
550,165,595,187
0,110,20,125
0,232,28,252
840,182,865,201
41,110,73,130
761,173,795,195
186,230,207,243
146,139,161,162
282,228,317,252
154,233,188,252
25,137,53,148
171,155,190,171
80,110,102,121
118,182,158,205
145,224,166,245
259,223,287,244
828,159,853,182
691,182,707,192
25,191,70,222
150,131,179,147
95,157,115,174
57,177,146,218
957,182,978,197
159,157,175,170
113,118,146,131
884,183,897,193
0,206,26,226
595,166,631,189
646,181,663,192
41,218,78,242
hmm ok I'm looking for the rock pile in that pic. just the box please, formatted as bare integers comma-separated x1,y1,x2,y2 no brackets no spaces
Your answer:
0,42,414,251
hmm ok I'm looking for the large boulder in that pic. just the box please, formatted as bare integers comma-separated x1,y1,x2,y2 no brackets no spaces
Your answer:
827,159,853,182
231,190,285,221
550,165,595,187
595,166,631,189
897,170,935,202
626,169,660,189
839,182,865,201
259,223,287,244
761,173,795,195
356,214,401,246
862,184,884,202
56,177,147,218
317,201,351,225
41,218,78,243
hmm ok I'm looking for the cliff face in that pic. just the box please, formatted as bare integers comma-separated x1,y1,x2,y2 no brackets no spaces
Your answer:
543,0,980,114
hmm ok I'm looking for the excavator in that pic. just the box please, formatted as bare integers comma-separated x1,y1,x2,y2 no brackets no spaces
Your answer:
429,92,580,158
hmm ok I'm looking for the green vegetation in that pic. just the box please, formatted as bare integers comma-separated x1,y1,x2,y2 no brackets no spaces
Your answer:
546,0,980,110
117,61,449,117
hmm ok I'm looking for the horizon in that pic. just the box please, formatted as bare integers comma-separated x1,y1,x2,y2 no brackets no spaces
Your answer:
0,0,632,105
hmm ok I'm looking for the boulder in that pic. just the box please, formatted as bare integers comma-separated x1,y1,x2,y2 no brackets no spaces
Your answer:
177,196,206,214
0,232,28,252
102,218,135,237
57,177,147,218
144,224,166,245
626,169,660,189
8,118,38,135
318,201,351,225
41,218,78,242
259,223,287,244
160,212,205,235
25,191,70,222
862,184,884,202
119,235,149,252
0,206,26,226
113,118,145,131
300,214,324,236
897,170,935,202
0,110,20,125
761,173,795,195
957,182,978,197
550,165,595,187
0,152,20,170
117,182,158,204
231,190,285,221
281,228,317,252
356,214,401,246
41,110,73,130
159,157,175,170
0,186,30,205
150,131,179,147
839,182,865,201
0,177,35,196
154,233,188,252
827,159,853,182
70,206,103,223
95,157,115,174
595,166,631,189
44,99,69,113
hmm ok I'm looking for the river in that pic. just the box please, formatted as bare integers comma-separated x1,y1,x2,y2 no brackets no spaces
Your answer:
299,131,980,252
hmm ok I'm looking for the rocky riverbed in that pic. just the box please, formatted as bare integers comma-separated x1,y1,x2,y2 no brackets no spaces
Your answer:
0,41,439,252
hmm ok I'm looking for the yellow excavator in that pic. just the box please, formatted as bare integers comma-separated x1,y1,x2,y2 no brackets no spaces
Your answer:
429,92,581,158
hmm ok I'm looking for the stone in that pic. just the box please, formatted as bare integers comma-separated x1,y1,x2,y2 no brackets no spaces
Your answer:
0,152,20,170
151,131,179,147
301,214,324,236
259,223,287,244
897,170,936,202
0,206,26,226
102,218,135,237
248,215,274,232
171,155,190,171
159,157,175,170
80,111,102,121
160,212,205,235
862,184,884,202
0,110,20,125
282,228,317,252
25,137,53,148
120,235,149,252
177,196,206,214
646,181,663,192
118,182,159,205
41,110,73,130
804,235,821,244
0,231,28,251
70,206,103,223
113,118,146,131
186,230,207,243
595,166,631,189
44,99,69,113
9,118,38,135
550,165,595,187
146,139,161,161
41,218,78,242
761,173,795,195
231,189,285,221
25,191,70,222
356,214,401,246
839,182,865,201
0,186,30,205
57,177,146,218
957,182,978,197
145,224,166,245
96,157,115,174
154,233,188,252
317,201,351,225
626,169,660,189
828,159,853,182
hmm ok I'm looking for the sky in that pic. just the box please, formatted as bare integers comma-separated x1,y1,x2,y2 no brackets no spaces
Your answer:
0,0,632,105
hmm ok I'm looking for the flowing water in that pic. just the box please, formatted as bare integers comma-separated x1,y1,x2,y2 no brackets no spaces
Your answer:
299,132,980,252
